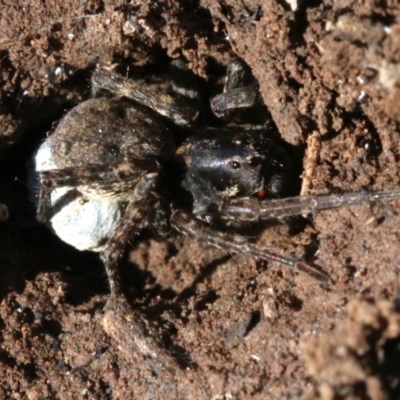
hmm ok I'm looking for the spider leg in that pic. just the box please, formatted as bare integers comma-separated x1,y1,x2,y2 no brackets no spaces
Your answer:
37,161,158,222
211,87,257,117
92,69,199,126
100,194,156,296
98,176,174,359
170,210,329,282
210,60,258,117
224,60,248,92
220,190,400,222
168,59,200,102
37,181,54,222
39,160,158,189
37,188,81,222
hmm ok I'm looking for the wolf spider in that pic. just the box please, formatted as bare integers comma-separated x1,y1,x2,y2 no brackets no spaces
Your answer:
34,60,400,354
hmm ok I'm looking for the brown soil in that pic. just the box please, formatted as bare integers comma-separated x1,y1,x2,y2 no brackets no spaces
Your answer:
1,1,400,399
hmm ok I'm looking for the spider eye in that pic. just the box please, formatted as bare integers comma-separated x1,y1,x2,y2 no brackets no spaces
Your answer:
231,161,241,169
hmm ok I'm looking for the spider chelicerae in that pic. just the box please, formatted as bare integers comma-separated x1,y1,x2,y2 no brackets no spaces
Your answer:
33,59,400,353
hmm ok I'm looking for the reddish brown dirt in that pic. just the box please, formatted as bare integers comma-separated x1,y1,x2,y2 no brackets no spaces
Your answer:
1,1,400,399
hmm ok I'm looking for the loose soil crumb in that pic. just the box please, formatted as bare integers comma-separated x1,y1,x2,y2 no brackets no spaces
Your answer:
1,1,400,399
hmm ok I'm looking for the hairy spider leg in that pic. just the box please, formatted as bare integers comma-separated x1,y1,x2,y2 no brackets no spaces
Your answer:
220,190,400,221
170,210,330,282
98,176,180,360
38,161,158,221
210,59,258,117
100,192,158,295
92,69,199,126
225,60,248,92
